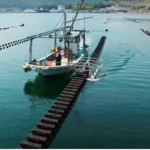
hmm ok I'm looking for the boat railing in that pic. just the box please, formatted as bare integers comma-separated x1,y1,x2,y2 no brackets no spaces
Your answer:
73,58,101,79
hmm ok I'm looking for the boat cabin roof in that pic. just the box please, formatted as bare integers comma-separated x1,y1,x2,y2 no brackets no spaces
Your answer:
66,31,81,38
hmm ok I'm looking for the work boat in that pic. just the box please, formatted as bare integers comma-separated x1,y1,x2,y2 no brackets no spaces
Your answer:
23,0,89,76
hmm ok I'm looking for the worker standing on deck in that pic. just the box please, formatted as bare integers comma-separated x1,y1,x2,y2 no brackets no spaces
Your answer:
55,47,62,66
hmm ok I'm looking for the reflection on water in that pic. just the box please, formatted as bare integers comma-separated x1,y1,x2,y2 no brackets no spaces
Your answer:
24,74,71,100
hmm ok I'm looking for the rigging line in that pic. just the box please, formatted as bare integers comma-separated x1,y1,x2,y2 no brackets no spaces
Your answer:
57,21,64,36
55,16,64,40
69,0,84,32
67,15,71,22
69,0,81,10
54,14,64,30
55,0,81,37
65,0,81,21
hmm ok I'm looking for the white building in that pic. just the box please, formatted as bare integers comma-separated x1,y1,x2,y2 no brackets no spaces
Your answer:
99,8,107,13
58,5,65,12
50,5,65,13
66,9,73,13
24,9,36,13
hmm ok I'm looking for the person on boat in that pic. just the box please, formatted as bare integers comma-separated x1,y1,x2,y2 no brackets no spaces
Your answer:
55,47,62,66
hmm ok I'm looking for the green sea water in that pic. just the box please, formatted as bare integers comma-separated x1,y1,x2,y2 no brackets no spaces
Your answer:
0,13,150,148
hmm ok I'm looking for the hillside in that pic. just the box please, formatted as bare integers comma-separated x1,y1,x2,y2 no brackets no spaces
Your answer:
0,0,149,10
0,0,101,9
114,0,150,9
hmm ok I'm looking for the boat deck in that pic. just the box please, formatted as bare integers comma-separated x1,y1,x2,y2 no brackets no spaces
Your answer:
40,55,83,67
42,58,73,67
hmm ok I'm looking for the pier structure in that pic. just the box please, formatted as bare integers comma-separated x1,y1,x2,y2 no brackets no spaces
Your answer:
19,36,106,149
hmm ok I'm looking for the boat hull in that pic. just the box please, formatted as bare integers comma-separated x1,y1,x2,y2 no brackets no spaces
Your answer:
39,65,74,76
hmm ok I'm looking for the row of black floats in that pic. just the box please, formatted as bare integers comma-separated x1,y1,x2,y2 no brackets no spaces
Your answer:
0,38,30,50
19,72,88,149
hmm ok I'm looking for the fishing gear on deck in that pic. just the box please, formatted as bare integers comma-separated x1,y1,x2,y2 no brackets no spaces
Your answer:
0,24,25,31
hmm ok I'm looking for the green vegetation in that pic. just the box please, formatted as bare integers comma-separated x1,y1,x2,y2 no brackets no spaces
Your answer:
0,0,100,9
70,3,112,10
38,3,113,11
0,0,149,10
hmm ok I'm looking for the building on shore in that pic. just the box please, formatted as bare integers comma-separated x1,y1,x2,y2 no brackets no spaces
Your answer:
0,7,21,13
50,5,65,13
36,8,50,12
23,9,36,13
66,9,74,13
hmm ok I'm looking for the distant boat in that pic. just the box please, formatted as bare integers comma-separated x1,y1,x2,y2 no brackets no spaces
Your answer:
123,16,139,23
19,24,24,27
140,29,150,36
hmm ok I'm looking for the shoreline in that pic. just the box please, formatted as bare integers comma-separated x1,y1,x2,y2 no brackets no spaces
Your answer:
111,12,150,14
0,12,150,14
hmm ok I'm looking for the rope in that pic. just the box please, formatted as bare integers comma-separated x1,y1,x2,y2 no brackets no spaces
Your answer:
54,14,64,30
65,0,81,21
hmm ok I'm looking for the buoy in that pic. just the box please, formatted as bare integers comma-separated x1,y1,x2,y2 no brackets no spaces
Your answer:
105,29,108,32
23,65,29,73
19,24,24,27
51,48,56,53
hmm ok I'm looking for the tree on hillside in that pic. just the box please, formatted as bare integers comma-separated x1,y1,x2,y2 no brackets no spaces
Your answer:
64,4,72,9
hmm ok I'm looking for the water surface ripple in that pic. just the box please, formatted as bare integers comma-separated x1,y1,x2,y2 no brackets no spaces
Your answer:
0,13,150,148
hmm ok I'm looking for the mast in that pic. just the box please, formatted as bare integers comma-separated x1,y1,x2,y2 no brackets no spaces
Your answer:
54,30,57,50
66,0,84,65
68,0,84,33
29,38,33,62
63,10,67,52
83,8,86,53
67,37,70,65
83,31,85,53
